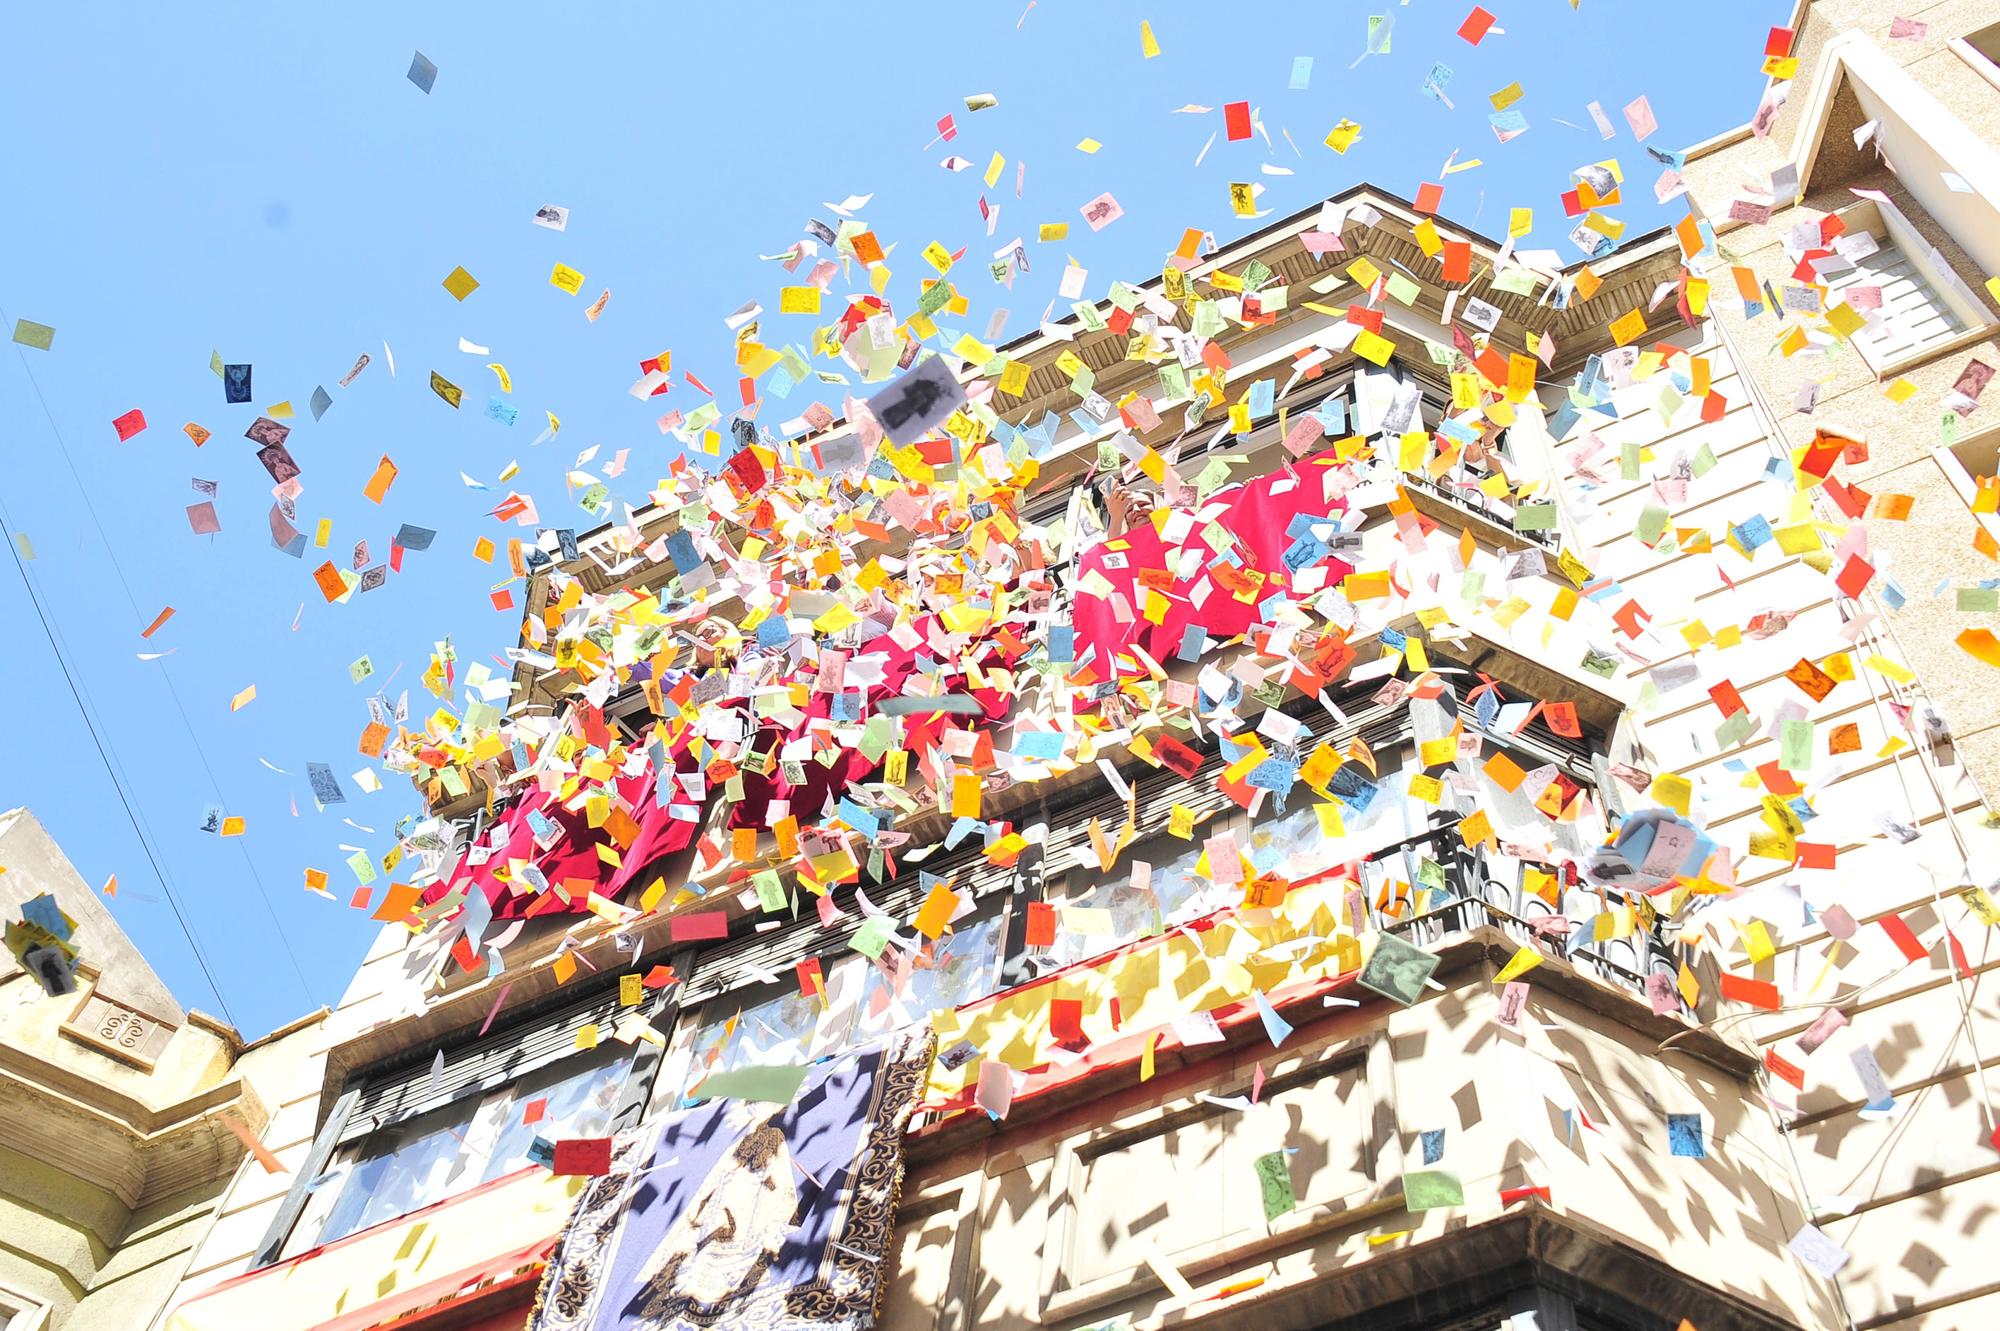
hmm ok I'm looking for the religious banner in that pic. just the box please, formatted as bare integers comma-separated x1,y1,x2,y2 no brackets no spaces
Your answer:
530,1029,936,1331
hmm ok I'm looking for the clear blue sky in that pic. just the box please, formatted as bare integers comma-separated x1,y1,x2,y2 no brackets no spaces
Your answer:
0,1,1788,1036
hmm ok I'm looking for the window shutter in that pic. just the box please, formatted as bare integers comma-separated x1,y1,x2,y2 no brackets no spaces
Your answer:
339,982,656,1143
1827,239,1967,364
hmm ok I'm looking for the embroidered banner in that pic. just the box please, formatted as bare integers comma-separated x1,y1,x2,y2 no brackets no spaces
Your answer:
531,1029,935,1331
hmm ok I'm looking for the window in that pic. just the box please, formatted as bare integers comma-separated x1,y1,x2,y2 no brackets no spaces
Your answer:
0,1287,49,1331
1037,728,1435,969
1022,683,1608,975
1249,796,1416,885
1786,35,2000,340
1046,833,1217,968
1814,200,1987,374
678,896,1014,1100
670,680,1611,1100
853,908,1008,1042
255,978,682,1266
1955,21,2000,91
688,962,859,1078
288,1038,637,1252
1354,362,1561,550
1928,418,2000,568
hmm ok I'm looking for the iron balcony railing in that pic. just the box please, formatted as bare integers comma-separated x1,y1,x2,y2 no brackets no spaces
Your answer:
1400,469,1562,552
1377,819,1679,1004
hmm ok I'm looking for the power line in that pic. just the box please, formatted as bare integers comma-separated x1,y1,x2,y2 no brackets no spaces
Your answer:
0,495,240,1027
3,301,320,1022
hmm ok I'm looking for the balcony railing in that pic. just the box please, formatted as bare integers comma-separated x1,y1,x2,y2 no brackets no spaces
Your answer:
1400,469,1562,551
1380,820,1679,1004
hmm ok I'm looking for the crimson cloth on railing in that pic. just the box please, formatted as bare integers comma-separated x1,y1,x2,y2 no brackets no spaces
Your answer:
431,612,1021,920
1073,444,1356,680
724,610,1021,834
428,763,704,920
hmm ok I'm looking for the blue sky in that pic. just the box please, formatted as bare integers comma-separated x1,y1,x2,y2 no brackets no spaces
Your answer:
0,1,1788,1036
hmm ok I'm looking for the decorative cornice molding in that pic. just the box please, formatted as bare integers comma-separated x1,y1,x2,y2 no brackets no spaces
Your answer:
0,1043,269,1210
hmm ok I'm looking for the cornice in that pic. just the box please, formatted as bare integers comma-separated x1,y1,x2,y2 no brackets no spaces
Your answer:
0,1044,269,1210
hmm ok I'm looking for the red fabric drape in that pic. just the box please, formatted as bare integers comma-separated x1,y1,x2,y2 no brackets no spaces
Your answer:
429,756,702,920
433,615,1025,919
1074,446,1353,678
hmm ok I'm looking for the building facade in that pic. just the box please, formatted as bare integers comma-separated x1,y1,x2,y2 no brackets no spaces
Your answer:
0,808,325,1331
1675,4,2000,1326
148,4,2000,1330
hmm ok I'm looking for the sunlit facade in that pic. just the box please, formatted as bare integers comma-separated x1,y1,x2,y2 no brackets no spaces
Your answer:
142,6,2000,1330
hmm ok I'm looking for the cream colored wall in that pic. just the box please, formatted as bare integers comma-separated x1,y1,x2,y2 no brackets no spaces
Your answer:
0,1142,228,1331
67,1184,232,1331
0,1144,122,1329
1673,14,2000,1321
870,60,2000,1320
1552,313,2000,1326
1764,3,2000,195
138,317,1993,1331
877,948,1839,1331
1682,5,2000,804
0,810,241,1131
0,810,180,1021
146,922,437,1330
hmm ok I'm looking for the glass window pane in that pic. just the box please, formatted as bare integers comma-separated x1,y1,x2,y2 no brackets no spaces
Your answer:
853,909,1006,1040
1050,836,1216,967
689,963,860,1082
1248,802,1334,880
316,1098,483,1244
476,1043,635,1183
1250,743,1422,877
310,1039,638,1248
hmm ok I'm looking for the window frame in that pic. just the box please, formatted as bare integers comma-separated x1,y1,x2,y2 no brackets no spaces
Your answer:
1786,32,2000,287
282,1034,642,1257
253,968,685,1267
1951,22,2000,95
1033,726,1468,964
675,946,869,1098
1821,198,1998,379
0,1284,51,1331
1929,423,2000,559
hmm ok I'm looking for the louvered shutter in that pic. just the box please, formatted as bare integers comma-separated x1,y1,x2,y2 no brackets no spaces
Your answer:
1825,238,1968,366
339,983,649,1143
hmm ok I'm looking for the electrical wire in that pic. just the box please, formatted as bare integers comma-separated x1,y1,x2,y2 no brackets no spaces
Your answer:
0,496,240,1027
3,300,317,1020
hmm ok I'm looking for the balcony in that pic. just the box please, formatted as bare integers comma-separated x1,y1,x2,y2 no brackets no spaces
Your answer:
1400,467,1562,552
883,868,1795,1331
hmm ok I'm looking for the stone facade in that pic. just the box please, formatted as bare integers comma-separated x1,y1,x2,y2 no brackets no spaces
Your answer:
142,4,2000,1329
0,809,321,1331
1679,6,2000,1327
